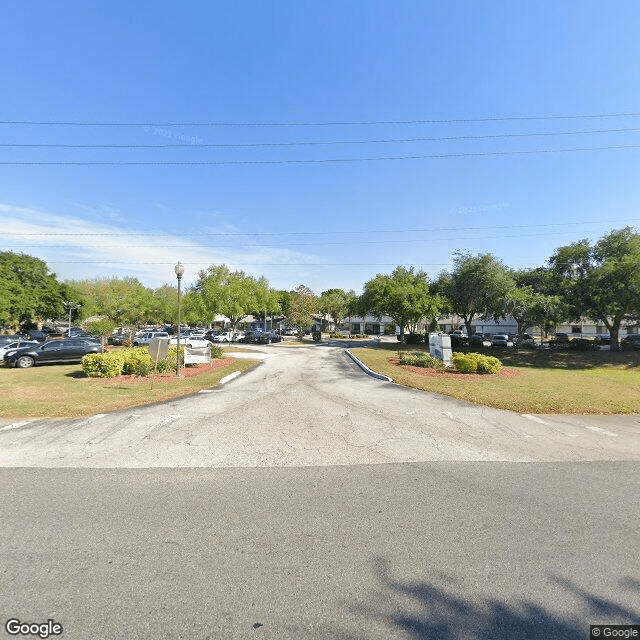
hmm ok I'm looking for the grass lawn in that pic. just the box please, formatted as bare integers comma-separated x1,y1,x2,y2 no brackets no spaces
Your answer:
0,358,258,419
351,345,640,414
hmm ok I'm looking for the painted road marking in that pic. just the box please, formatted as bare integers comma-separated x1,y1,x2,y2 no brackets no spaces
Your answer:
586,426,619,437
440,411,454,419
220,371,242,384
143,414,182,436
0,420,35,432
198,389,214,393
521,414,549,425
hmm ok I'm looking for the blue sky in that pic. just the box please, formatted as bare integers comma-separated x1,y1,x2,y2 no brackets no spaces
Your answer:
2,1,640,293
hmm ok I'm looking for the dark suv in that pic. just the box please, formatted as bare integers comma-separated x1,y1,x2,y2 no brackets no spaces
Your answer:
4,339,103,368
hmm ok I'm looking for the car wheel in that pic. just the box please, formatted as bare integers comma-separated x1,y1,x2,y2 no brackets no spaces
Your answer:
16,355,35,368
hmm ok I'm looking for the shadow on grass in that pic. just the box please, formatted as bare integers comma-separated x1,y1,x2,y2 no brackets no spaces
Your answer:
372,343,640,370
330,558,640,639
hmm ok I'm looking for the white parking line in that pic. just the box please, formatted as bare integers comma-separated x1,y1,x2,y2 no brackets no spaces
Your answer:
220,371,242,384
0,420,36,432
586,426,619,437
521,414,549,425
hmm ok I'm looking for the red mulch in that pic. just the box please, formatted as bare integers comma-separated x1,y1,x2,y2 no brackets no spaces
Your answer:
390,357,518,380
94,358,236,384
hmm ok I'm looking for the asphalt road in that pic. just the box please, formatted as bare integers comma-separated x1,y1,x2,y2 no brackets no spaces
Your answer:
1,464,638,639
1,344,639,639
1,343,639,466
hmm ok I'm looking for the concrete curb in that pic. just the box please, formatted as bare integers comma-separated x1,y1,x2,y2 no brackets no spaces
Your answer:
345,349,393,382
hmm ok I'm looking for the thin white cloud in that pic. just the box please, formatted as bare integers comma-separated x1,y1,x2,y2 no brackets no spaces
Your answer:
0,203,321,288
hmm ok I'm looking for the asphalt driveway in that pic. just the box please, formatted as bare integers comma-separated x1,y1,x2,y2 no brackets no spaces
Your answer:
0,344,638,467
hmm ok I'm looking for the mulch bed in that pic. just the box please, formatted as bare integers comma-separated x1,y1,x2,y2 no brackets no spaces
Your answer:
88,358,236,384
390,357,518,380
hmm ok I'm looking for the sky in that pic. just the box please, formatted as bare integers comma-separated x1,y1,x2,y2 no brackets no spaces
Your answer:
2,1,640,294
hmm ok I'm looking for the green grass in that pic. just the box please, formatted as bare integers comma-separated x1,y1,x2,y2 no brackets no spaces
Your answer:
0,358,258,419
351,345,640,414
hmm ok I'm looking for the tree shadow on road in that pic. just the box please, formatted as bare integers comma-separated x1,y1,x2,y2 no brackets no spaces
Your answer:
327,557,640,639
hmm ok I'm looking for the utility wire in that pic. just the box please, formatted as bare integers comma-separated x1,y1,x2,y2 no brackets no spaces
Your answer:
3,143,640,164
8,229,639,250
3,126,640,148
2,112,640,126
4,219,637,237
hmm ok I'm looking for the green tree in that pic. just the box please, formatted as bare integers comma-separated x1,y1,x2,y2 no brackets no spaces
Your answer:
84,318,117,346
444,252,514,338
506,284,564,346
193,265,270,331
287,285,318,340
359,266,441,343
318,288,350,331
0,252,69,330
549,227,640,349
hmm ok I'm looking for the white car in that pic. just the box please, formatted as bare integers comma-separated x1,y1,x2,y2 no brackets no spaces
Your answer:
132,331,169,346
0,340,40,360
169,336,211,349
213,331,235,343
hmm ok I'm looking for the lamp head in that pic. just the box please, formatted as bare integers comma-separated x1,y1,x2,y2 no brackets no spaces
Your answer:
174,262,185,279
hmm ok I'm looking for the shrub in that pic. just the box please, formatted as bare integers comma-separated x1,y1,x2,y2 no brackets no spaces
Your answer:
403,332,426,344
122,347,154,376
210,345,224,359
398,351,443,369
452,352,502,374
81,352,126,378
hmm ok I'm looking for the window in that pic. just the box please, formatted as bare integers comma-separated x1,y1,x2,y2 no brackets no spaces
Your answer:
571,326,581,334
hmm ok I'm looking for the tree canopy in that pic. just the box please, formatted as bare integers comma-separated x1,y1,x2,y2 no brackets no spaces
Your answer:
445,252,514,337
0,252,73,330
549,227,640,349
359,266,441,342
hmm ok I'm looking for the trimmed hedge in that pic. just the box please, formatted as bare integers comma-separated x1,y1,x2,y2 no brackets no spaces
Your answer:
81,352,126,378
81,344,222,378
452,352,502,374
398,351,443,369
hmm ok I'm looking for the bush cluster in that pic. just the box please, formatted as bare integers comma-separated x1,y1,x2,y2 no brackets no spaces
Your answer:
398,351,443,369
399,332,426,344
451,352,502,374
81,344,226,378
81,352,126,378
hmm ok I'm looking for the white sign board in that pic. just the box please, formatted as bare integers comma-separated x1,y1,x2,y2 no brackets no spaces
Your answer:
184,344,212,365
428,333,452,365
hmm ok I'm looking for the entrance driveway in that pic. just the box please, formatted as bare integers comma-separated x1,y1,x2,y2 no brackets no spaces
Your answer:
1,344,638,467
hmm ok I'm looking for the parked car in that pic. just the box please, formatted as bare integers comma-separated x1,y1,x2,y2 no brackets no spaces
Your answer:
242,330,263,344
569,337,595,351
0,340,40,359
513,333,536,348
108,333,128,346
4,339,103,368
594,333,611,346
255,331,283,344
491,334,509,347
0,334,25,346
168,336,210,349
132,331,169,346
621,334,640,350
469,334,485,348
213,331,235,343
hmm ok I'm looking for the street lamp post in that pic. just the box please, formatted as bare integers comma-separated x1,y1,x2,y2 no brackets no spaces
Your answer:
64,302,81,337
175,262,185,378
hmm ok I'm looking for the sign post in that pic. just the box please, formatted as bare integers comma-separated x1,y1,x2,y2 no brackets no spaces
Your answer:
428,333,452,365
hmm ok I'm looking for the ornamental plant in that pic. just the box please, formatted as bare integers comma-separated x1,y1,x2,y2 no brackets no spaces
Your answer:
451,352,502,374
81,352,126,377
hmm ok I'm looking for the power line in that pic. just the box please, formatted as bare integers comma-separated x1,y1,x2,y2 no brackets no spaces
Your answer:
3,126,640,148
3,219,637,237
2,143,640,165
8,229,638,250
2,112,640,126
